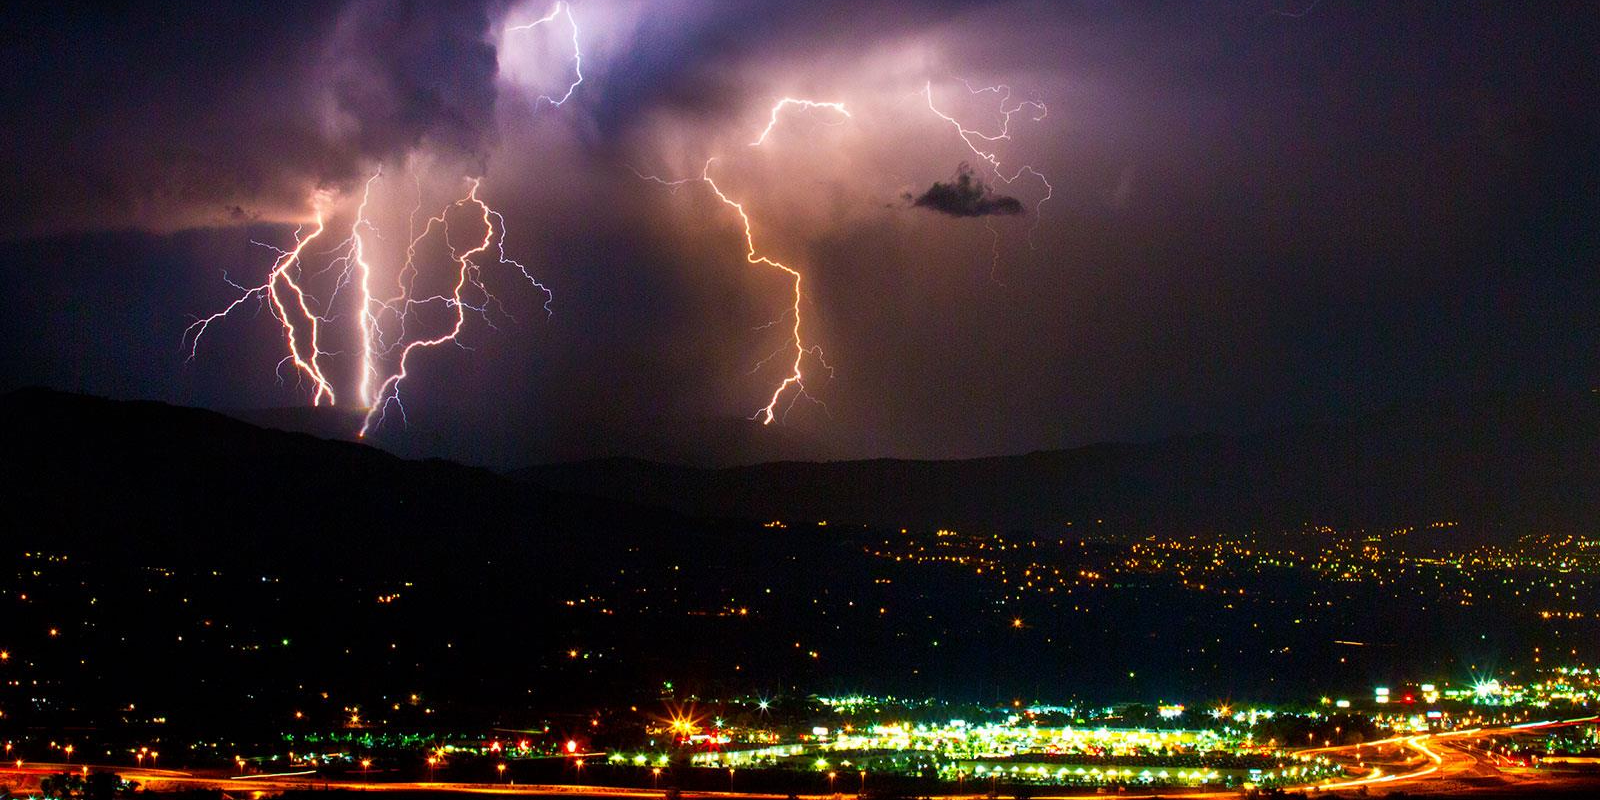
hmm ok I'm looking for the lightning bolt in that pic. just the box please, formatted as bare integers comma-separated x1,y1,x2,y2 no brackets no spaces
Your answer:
361,178,501,436
506,1,583,108
186,6,579,436
184,197,339,405
701,161,823,425
636,98,849,424
750,98,850,146
352,171,383,409
924,78,1054,243
984,217,1005,287
187,175,549,435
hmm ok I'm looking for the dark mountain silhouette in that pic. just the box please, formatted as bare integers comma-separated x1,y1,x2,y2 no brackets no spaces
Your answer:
221,404,370,444
2,387,602,572
12,387,1598,552
220,402,844,468
516,392,1600,536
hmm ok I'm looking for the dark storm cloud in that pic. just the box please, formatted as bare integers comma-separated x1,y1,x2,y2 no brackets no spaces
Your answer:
319,0,499,162
908,163,1024,217
0,1,497,239
580,0,997,140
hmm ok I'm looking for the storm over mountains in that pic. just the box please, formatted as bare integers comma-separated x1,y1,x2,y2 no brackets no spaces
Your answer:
1,2,1597,467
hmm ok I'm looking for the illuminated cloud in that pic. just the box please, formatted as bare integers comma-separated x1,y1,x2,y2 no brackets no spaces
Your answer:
0,1,501,239
316,0,500,163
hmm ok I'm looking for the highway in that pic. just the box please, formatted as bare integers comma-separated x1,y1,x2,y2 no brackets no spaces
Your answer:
3,717,1595,800
1298,715,1600,795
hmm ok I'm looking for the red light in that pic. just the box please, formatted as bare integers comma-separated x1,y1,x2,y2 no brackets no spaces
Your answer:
518,740,530,751
490,741,502,752
565,740,578,754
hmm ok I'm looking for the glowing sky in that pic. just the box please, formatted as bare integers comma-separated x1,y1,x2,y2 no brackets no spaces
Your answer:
1,1,1597,466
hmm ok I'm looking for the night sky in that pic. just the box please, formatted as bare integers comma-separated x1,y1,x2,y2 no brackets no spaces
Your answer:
2,1,1596,467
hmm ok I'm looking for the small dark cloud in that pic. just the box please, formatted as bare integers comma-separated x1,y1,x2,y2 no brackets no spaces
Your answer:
907,163,1024,218
224,205,258,223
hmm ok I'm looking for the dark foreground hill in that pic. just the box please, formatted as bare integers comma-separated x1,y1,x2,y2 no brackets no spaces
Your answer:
1,387,614,573
517,392,1600,536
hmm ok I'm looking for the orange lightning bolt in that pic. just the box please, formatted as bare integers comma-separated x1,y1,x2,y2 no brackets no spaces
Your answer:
636,97,849,424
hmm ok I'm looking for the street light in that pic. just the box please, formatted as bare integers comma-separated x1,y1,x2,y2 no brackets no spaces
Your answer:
427,756,437,782
828,771,837,794
64,745,73,764
652,767,662,789
859,769,867,795
497,763,507,784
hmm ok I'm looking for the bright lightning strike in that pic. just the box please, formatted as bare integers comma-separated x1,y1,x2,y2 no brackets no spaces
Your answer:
184,197,339,405
186,6,581,437
750,98,850,146
359,178,542,437
701,162,827,425
506,1,584,108
185,176,550,437
636,98,849,425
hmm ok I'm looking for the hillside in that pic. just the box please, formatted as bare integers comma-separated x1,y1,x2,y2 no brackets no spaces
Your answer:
517,392,1600,535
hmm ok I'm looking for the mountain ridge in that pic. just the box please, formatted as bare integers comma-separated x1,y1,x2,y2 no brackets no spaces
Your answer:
8,386,1599,541
514,391,1600,536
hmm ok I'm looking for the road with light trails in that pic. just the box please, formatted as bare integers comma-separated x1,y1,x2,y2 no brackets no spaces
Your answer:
0,767,1255,800
1298,715,1600,796
4,718,1596,800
